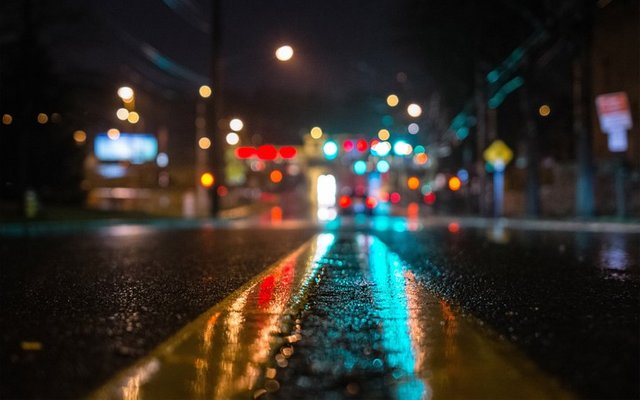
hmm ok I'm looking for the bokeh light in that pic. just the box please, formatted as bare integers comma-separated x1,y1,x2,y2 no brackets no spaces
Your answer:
378,129,390,141
407,177,420,190
408,123,419,134
407,103,422,118
538,104,551,117
37,113,48,124
73,130,86,144
275,45,294,61
200,172,214,188
322,140,338,160
270,170,283,183
127,111,140,124
116,108,129,120
448,176,462,191
199,85,212,98
117,86,134,101
376,160,390,173
2,114,12,125
107,128,120,140
226,132,240,145
386,94,399,107
229,118,244,131
198,137,211,149
310,126,323,139
353,160,367,175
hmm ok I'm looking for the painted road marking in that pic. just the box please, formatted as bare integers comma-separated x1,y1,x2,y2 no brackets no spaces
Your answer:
91,233,573,399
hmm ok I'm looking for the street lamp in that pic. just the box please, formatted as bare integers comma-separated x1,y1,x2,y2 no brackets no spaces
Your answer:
407,103,422,118
275,45,294,62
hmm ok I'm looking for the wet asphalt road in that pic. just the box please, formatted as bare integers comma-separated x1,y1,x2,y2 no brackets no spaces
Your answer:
1,218,639,399
0,224,317,399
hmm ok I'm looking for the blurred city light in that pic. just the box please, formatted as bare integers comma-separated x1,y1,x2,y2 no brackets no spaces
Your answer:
310,126,323,139
235,146,255,159
457,168,469,183
73,130,86,144
407,176,420,190
386,94,399,107
116,108,129,120
275,45,294,61
198,137,211,149
343,140,354,152
420,183,432,195
200,172,214,188
229,118,244,131
393,140,413,156
270,170,283,183
372,141,391,157
226,132,240,145
376,160,390,173
424,192,436,205
356,139,368,152
538,104,551,117
2,114,12,125
378,129,390,141
278,146,297,159
199,85,212,98
353,160,367,175
322,140,339,160
257,145,277,160
127,111,140,124
390,192,401,204
414,153,428,165
408,123,419,135
339,195,351,208
365,196,377,209
37,113,48,124
107,128,120,140
407,103,422,118
448,176,462,191
156,152,169,167
117,86,134,102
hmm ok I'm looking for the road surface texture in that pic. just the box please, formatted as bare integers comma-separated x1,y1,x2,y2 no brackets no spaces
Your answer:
1,217,639,399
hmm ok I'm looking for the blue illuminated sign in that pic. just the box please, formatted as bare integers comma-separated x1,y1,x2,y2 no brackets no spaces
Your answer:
95,133,158,164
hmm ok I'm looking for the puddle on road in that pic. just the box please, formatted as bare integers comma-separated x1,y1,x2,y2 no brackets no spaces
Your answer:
92,233,573,400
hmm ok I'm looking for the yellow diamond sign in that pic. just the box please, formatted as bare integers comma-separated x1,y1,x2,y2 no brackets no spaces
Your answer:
483,140,513,166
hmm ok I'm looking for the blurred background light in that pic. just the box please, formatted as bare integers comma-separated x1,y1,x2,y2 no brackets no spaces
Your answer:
275,45,294,61
353,160,367,175
198,137,211,149
376,159,390,173
226,132,240,145
407,103,422,117
408,123,419,134
310,126,323,139
322,140,338,160
198,85,212,98
229,118,244,131
386,94,399,107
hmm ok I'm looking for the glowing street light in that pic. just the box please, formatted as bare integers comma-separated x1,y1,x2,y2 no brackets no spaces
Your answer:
198,137,211,149
226,132,240,145
407,103,422,118
275,45,294,62
229,118,243,131
386,94,399,107
310,126,323,139
117,86,134,102
199,85,212,98
116,108,129,120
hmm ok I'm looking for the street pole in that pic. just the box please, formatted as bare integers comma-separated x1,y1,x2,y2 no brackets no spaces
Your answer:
574,3,595,218
493,162,505,218
209,0,224,217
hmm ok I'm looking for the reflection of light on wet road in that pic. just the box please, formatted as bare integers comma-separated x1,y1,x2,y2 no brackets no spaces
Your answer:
366,234,427,398
91,234,334,399
599,234,631,271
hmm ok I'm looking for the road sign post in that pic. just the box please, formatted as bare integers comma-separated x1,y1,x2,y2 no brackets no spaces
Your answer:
595,92,633,218
483,140,513,218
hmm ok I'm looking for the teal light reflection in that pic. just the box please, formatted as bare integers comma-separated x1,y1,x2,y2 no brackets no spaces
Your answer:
365,235,427,398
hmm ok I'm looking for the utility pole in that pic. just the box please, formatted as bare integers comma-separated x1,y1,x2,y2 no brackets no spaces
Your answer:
518,76,541,216
574,3,595,218
209,0,224,216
